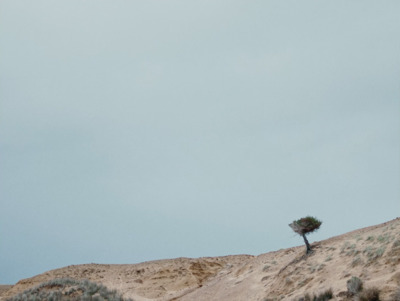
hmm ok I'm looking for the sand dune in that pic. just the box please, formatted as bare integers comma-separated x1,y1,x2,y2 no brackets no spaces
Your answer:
2,218,399,301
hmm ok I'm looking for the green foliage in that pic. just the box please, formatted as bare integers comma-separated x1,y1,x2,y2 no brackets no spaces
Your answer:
289,216,322,254
289,216,322,235
7,278,132,301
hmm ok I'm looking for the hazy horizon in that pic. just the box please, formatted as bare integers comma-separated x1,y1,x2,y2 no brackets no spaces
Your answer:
1,1,399,284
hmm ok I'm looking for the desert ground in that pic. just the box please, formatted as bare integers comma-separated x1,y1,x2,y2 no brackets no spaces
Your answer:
2,218,400,301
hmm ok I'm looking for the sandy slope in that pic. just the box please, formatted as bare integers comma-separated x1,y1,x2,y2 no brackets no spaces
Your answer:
0,287,12,299
2,218,400,301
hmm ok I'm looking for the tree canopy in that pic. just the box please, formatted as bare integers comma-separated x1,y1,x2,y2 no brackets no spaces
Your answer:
289,216,322,235
289,216,322,254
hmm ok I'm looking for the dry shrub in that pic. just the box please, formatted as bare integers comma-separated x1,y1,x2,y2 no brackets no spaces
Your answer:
392,287,400,301
347,276,363,295
314,288,333,301
6,278,131,301
298,289,333,301
359,287,380,301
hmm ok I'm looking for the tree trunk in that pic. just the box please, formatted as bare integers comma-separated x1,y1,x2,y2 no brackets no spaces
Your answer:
302,234,312,254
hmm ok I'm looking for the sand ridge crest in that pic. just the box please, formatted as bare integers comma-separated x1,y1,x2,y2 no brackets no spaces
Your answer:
2,218,399,301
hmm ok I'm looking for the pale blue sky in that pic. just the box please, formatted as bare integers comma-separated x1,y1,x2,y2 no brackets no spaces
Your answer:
1,1,399,284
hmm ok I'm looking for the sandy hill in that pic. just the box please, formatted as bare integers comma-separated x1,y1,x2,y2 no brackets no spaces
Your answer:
2,218,400,301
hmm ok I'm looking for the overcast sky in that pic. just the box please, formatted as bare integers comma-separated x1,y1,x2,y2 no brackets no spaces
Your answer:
1,1,399,284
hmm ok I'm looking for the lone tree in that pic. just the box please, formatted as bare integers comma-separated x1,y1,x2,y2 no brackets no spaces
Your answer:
289,216,322,254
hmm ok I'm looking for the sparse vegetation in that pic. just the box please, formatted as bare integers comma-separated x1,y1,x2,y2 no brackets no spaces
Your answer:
324,256,332,262
284,276,293,286
289,216,322,254
4,220,399,301
314,289,333,301
346,244,359,256
308,263,325,273
341,242,351,253
298,280,306,287
347,276,363,295
366,236,375,242
389,240,400,263
347,249,360,256
351,256,364,267
363,245,386,262
359,287,380,301
377,234,391,244
341,242,360,256
345,277,381,301
392,287,400,301
298,289,333,301
355,235,363,241
6,278,132,301
263,265,270,272
364,246,374,256
375,247,386,257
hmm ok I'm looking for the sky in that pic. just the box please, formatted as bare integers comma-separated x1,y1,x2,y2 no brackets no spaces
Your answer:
1,1,399,284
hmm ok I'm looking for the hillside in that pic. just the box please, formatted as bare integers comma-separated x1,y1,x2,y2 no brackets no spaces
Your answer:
2,218,400,301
